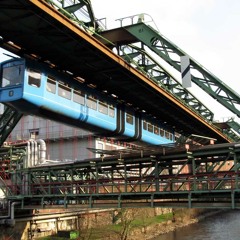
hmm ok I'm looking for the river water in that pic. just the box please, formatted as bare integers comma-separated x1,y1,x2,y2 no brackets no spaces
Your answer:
152,210,240,240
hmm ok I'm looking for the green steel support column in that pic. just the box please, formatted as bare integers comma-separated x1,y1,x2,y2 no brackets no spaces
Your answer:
89,195,92,208
70,169,73,194
168,164,173,191
151,194,154,208
234,152,238,189
188,192,192,208
155,161,159,192
139,163,142,192
95,164,99,194
111,168,114,193
48,171,51,195
190,154,197,191
64,196,67,208
41,197,44,208
118,195,121,208
124,163,127,193
231,192,235,209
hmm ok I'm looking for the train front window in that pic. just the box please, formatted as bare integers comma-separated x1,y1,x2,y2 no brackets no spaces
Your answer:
2,64,24,87
28,69,41,87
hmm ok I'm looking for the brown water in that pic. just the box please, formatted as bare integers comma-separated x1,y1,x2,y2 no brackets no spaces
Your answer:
151,210,240,240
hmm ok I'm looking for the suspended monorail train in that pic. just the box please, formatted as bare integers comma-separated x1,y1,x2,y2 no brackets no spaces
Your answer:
0,58,175,146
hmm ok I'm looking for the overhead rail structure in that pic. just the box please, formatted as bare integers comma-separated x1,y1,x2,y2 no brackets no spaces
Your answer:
0,0,232,144
1,142,240,209
214,118,240,142
0,106,23,145
98,14,240,139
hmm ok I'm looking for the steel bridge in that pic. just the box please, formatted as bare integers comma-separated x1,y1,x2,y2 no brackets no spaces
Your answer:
0,0,240,210
1,142,240,209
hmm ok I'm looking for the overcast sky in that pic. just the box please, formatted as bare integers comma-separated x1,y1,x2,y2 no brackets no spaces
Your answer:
0,0,239,121
92,0,240,121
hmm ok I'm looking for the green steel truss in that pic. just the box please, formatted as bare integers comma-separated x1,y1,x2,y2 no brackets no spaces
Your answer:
3,142,240,209
123,22,240,119
0,106,22,146
118,44,214,121
46,0,99,31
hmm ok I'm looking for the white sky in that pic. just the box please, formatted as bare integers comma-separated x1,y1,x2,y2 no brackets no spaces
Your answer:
0,0,239,121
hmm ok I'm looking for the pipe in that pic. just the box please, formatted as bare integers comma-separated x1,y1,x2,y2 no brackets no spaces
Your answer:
30,139,34,167
0,200,11,219
36,139,47,164
34,140,38,166
27,140,31,168
10,202,19,220
0,201,19,227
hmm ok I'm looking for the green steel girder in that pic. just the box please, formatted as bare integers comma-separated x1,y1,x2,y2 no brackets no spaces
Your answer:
227,118,240,132
0,106,23,146
46,0,98,30
124,23,240,119
118,44,214,121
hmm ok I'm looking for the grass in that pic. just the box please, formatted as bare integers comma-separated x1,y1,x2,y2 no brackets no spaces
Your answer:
36,212,173,240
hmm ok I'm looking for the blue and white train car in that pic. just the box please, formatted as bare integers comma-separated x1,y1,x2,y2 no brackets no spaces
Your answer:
0,58,175,146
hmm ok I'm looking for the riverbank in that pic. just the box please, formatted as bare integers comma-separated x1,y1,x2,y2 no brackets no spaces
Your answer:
127,209,224,240
35,208,224,240
75,208,224,240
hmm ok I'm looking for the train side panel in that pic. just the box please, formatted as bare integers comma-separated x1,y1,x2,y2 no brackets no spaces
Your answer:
0,58,175,146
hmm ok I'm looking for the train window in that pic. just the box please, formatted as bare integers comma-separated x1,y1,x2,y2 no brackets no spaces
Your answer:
73,89,85,105
109,105,115,118
2,64,24,87
148,123,153,133
165,131,170,139
160,128,164,137
99,101,108,115
169,133,173,141
46,76,56,93
126,113,133,125
143,120,147,130
87,95,97,110
154,126,159,135
58,83,71,99
28,69,41,88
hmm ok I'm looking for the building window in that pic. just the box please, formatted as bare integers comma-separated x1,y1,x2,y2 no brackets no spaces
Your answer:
29,129,39,139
